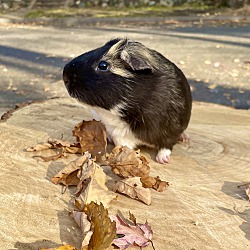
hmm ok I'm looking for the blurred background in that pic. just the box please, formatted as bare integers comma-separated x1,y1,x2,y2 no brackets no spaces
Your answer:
0,0,249,10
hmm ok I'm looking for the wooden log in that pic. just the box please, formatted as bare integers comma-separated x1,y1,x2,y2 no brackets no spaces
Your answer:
0,98,249,249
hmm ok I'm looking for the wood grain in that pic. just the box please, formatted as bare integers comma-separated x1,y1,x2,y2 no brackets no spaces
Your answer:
0,98,249,250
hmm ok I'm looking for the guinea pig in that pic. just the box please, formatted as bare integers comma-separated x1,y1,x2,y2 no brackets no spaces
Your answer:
63,38,192,164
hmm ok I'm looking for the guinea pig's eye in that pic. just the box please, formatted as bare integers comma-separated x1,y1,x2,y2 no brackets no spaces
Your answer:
97,61,109,71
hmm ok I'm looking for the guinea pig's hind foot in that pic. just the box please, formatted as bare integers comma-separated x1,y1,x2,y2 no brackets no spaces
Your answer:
156,148,171,164
178,132,190,143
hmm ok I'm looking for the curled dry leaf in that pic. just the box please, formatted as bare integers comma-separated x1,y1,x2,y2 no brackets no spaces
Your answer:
110,213,153,250
82,202,116,250
108,146,150,178
114,177,151,205
71,211,93,248
27,139,83,161
246,187,250,200
41,245,77,250
73,120,107,161
75,158,117,209
34,150,68,162
51,153,91,186
238,182,250,200
140,176,169,192
27,120,107,161
51,152,116,208
26,142,55,152
108,146,168,194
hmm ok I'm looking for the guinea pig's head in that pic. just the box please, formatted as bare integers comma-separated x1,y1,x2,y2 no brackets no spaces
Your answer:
63,38,163,110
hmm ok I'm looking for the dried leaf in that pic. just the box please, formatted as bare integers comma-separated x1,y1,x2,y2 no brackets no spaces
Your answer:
238,182,250,200
108,146,168,194
34,151,67,162
108,146,150,178
26,142,55,152
41,245,77,250
75,159,116,209
64,144,84,154
47,139,84,154
129,211,137,225
71,211,93,247
153,177,169,192
114,177,151,205
140,176,169,192
27,121,108,162
27,139,82,153
73,120,107,160
51,153,91,186
246,185,250,200
110,213,153,249
83,202,116,250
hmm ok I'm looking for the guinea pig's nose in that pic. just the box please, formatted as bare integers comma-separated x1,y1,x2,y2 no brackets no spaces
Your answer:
63,63,73,86
63,72,70,86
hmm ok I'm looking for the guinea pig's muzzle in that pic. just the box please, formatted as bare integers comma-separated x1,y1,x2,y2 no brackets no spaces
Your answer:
63,61,84,99
63,63,77,97
62,65,71,88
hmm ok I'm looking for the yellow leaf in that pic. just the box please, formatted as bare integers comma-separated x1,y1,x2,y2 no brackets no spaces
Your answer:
41,244,77,250
83,202,116,250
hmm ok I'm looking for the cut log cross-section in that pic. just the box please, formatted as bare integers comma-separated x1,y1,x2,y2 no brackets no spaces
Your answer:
0,98,249,250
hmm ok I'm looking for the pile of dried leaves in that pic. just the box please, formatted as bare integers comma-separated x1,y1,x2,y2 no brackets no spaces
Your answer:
27,120,169,250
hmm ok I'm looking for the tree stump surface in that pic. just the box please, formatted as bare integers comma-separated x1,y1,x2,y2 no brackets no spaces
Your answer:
0,98,249,250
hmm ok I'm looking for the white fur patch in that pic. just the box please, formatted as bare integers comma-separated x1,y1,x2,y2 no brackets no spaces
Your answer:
156,148,171,164
84,102,152,149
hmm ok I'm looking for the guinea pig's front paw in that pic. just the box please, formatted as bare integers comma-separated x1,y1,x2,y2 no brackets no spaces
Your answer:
156,148,171,164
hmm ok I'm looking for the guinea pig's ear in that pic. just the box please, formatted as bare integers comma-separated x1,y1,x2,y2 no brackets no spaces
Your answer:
120,48,152,72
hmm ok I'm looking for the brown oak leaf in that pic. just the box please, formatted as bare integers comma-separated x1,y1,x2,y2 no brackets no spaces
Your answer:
108,146,150,178
110,213,153,249
73,120,107,160
114,177,151,205
108,146,168,193
27,120,107,161
74,158,116,209
82,202,116,250
27,139,83,160
51,153,91,186
140,176,169,192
